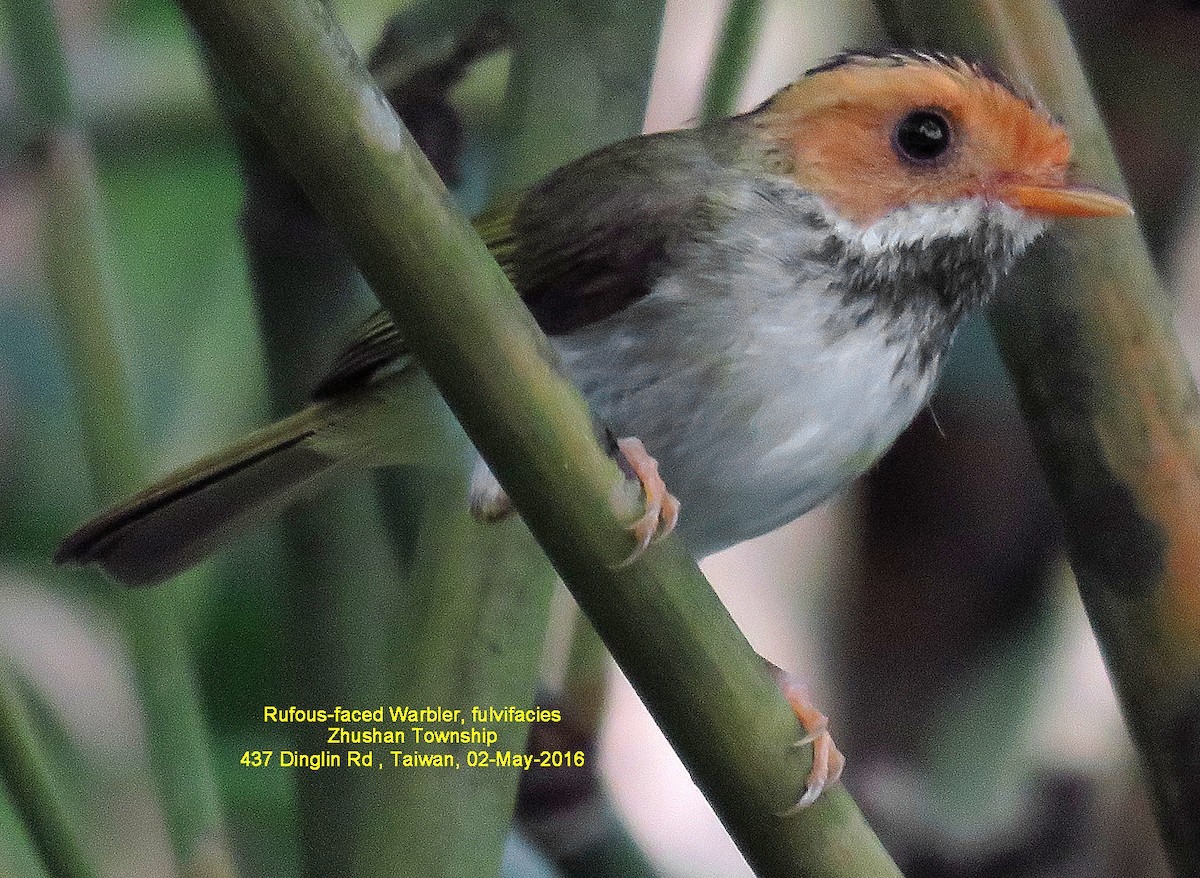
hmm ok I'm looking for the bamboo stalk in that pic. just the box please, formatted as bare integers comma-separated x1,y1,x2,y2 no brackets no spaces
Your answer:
7,1,238,875
526,621,664,878
494,0,667,189
358,6,655,873
877,2,1200,873
224,85,392,875
561,616,610,736
0,665,96,878
699,0,764,122
170,0,904,874
536,5,759,868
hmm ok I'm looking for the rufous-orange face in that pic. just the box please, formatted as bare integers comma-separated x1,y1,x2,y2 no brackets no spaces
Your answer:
761,54,1130,226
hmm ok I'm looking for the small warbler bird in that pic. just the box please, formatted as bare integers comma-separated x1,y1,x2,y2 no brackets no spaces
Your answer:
57,51,1131,804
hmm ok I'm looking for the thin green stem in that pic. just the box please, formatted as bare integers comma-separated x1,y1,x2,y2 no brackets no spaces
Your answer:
496,0,666,189
357,6,653,872
531,618,665,878
4,0,73,132
219,78,391,874
0,666,97,878
699,0,763,122
6,1,238,875
172,1,903,874
561,616,609,734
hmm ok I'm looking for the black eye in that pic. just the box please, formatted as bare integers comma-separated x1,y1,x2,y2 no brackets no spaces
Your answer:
893,109,952,164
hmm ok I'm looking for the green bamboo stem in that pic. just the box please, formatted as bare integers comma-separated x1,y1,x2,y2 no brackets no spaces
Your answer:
4,0,72,132
35,134,141,507
0,666,96,878
361,394,557,874
119,589,234,878
1,33,219,160
495,0,666,189
877,3,1200,873
699,0,763,123
44,106,239,878
171,1,903,875
368,476,551,877
226,90,394,874
0,777,53,878
359,6,655,872
520,617,663,878
561,616,610,734
7,1,237,875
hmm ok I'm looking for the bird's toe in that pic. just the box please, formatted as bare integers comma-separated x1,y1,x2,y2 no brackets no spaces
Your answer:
613,436,680,566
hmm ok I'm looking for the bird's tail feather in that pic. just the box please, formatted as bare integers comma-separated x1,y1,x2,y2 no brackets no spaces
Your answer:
57,368,460,587
55,405,344,587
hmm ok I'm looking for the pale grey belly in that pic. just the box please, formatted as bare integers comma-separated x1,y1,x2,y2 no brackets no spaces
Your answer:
552,293,939,557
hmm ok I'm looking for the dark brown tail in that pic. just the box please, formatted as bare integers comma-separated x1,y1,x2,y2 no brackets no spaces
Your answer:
57,367,457,586
55,407,340,586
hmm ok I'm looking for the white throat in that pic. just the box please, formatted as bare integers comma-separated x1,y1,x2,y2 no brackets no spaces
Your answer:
826,196,1047,256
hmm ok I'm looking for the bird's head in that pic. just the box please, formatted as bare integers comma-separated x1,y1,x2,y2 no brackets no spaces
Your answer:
757,52,1131,256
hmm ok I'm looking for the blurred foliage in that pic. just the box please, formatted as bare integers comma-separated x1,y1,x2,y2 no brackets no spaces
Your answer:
0,1,504,874
1,0,637,874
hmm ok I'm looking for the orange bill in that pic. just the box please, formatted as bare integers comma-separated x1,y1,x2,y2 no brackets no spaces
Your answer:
1002,183,1134,218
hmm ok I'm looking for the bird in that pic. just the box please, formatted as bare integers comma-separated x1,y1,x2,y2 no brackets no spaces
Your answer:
55,50,1131,806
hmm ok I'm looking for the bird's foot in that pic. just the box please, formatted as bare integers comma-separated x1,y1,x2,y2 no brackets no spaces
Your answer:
614,436,680,566
765,662,844,812
468,459,515,522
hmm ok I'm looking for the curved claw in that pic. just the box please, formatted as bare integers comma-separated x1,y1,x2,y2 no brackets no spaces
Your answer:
780,728,845,813
613,437,680,567
787,780,824,814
